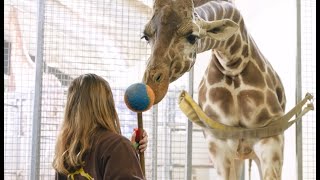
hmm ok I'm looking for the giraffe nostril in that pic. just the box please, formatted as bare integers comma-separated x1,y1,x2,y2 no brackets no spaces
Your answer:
153,72,163,83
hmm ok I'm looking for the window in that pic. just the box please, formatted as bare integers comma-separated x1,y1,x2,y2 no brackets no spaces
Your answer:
4,41,11,75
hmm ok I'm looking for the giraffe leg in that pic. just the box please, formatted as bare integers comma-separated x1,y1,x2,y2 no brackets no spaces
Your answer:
207,141,243,180
229,159,244,180
253,134,284,180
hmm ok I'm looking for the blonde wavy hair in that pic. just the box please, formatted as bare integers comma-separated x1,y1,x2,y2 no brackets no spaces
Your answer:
52,73,122,175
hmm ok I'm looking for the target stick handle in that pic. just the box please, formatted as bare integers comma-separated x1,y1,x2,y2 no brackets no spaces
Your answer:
137,112,145,176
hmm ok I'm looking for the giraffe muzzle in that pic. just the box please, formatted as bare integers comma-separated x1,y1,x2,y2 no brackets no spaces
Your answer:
143,68,170,105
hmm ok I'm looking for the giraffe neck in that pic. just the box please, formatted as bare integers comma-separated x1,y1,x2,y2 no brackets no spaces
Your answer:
195,1,255,76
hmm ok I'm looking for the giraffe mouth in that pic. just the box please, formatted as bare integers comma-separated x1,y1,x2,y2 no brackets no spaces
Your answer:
147,80,169,104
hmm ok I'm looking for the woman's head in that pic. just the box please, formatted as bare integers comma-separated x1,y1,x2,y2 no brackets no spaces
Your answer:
65,73,121,134
53,73,121,174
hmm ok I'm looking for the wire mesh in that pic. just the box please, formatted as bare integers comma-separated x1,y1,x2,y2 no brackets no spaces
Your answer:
4,0,196,179
3,0,316,179
4,0,36,179
300,0,316,179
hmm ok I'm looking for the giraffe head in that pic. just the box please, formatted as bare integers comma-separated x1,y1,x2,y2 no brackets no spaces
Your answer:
142,0,239,104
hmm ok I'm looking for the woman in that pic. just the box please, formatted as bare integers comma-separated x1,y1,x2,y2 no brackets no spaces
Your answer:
53,73,148,179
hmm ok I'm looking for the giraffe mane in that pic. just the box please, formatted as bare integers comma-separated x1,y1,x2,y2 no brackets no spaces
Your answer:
193,0,235,7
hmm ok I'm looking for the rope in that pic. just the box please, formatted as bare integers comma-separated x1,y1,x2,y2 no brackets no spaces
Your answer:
178,90,314,139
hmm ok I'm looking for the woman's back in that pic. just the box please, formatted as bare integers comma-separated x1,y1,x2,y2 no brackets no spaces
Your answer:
55,129,144,180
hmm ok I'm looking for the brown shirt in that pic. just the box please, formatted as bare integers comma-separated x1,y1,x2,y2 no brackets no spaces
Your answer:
55,130,145,180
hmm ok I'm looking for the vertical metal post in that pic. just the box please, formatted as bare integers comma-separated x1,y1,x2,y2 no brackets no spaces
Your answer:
241,162,245,180
30,0,45,179
185,67,194,180
164,105,170,180
295,0,303,180
152,105,158,180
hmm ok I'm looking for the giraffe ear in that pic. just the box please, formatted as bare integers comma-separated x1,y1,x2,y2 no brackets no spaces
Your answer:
199,19,239,40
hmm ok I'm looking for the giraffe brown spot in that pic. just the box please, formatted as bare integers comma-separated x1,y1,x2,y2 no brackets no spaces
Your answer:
275,73,282,85
255,58,266,73
237,90,264,119
256,108,271,125
225,76,232,86
241,25,248,42
184,11,188,17
204,106,219,120
260,137,270,145
209,142,217,156
198,81,207,106
281,102,286,112
266,75,273,89
172,61,182,74
215,41,221,49
272,153,280,162
242,44,249,58
169,49,176,59
232,9,240,23
226,34,235,47
229,35,241,55
224,158,231,167
209,87,234,115
233,76,241,88
237,139,253,158
178,43,185,50
226,58,242,69
160,10,169,24
276,87,283,107
224,165,230,178
222,2,234,18
241,62,266,88
266,90,283,114
182,60,191,74
250,43,265,72
213,3,223,20
208,63,224,85
199,5,215,21
267,67,276,85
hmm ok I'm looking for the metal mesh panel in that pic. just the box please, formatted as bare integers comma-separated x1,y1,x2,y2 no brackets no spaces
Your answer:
4,0,198,179
301,0,316,179
41,0,154,179
4,0,316,179
4,0,36,179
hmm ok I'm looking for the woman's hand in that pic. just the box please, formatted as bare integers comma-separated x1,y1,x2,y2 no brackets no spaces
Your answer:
131,129,148,153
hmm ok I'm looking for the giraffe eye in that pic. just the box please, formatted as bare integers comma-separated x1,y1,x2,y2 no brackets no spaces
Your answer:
186,34,198,44
141,35,150,42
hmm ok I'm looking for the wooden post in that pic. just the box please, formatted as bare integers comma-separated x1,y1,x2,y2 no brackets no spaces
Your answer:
137,112,145,176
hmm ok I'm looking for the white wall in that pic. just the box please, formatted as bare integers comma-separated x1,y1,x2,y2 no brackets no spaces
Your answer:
237,1,297,179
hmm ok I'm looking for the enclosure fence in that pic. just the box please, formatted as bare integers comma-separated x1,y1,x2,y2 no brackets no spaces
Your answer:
4,0,316,180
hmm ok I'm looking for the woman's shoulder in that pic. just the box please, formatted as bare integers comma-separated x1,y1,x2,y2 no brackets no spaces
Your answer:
95,130,133,153
90,130,144,179
99,130,130,143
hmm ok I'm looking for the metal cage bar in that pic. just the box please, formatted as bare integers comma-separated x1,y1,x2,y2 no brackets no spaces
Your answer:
30,0,45,179
295,0,303,180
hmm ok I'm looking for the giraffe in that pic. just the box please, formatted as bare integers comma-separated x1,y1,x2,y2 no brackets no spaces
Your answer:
142,0,286,179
